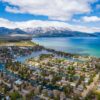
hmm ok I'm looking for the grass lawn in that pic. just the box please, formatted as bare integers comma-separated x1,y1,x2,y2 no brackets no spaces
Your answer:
0,41,36,47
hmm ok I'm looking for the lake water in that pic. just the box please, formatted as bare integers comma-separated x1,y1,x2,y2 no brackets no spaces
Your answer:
16,50,51,63
32,37,100,57
0,64,5,70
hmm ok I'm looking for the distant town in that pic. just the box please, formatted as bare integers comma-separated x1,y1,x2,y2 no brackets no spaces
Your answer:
0,40,100,100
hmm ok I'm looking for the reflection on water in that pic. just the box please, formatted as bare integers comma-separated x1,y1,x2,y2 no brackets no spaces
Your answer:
32,37,100,57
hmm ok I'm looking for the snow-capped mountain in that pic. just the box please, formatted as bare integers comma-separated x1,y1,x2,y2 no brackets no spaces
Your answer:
24,27,71,34
23,27,97,37
0,26,99,41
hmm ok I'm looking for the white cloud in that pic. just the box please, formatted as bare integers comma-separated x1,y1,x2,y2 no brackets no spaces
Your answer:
0,18,15,28
82,16,100,22
96,4,100,9
0,18,70,28
0,17,100,33
2,0,96,21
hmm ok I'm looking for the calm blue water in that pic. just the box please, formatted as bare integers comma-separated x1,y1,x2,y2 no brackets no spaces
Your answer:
16,50,51,63
0,64,5,70
32,37,100,57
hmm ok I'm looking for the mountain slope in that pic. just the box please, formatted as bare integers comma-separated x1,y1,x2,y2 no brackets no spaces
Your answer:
0,27,32,41
0,27,27,35
0,27,99,41
94,32,100,36
24,27,97,37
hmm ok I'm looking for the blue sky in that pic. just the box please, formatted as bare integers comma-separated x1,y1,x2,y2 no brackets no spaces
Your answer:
0,1,49,21
0,0,100,32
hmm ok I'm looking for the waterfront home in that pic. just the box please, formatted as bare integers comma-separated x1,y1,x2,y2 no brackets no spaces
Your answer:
14,79,23,91
84,77,90,84
21,83,34,96
77,85,84,92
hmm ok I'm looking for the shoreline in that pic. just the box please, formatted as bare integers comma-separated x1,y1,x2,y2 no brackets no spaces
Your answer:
32,37,100,58
0,40,100,99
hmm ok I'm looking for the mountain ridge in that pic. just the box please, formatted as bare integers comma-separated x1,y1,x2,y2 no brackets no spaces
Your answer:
0,27,32,41
0,27,100,40
24,27,98,37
